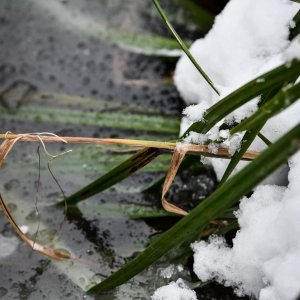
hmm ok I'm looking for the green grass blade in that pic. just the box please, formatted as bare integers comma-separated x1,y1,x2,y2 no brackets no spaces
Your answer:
183,59,300,136
218,83,286,184
228,81,299,176
219,125,264,185
152,0,219,95
69,202,174,219
101,28,185,57
60,148,161,206
258,132,272,146
0,105,180,134
87,124,300,293
231,82,300,134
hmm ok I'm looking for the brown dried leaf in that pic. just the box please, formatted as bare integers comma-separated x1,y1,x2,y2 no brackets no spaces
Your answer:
0,133,259,160
0,139,15,167
161,143,188,216
0,136,72,260
0,195,72,260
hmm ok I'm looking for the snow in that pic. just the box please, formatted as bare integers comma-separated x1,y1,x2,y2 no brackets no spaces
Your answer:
175,0,298,108
184,131,207,145
284,35,300,61
192,152,300,300
227,133,243,156
20,225,29,234
176,0,299,183
159,264,185,279
182,103,208,123
160,265,175,279
154,0,300,299
184,128,243,157
151,279,198,300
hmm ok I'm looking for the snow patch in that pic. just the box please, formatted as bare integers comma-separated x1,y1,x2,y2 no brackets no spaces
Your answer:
176,0,299,183
175,0,298,107
284,35,300,61
154,0,300,299
192,152,300,300
151,279,198,300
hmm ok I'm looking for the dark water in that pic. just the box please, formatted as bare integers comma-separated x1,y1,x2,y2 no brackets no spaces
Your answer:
0,1,247,299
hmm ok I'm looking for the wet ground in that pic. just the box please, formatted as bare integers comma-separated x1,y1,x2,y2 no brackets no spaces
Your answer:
0,1,248,299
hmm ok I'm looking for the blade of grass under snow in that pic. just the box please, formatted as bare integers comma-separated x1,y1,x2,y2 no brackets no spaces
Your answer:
88,124,300,293
231,82,300,134
184,59,300,136
219,125,264,185
218,83,288,184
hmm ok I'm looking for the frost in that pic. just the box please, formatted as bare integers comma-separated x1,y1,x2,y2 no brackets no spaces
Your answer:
151,279,198,300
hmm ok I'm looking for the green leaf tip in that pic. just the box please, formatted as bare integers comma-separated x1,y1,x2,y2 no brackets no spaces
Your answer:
152,0,220,95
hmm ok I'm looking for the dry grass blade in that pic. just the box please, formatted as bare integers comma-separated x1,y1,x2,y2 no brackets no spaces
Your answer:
161,144,188,216
0,133,260,215
0,195,72,260
0,136,72,260
0,133,260,160
0,139,15,167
